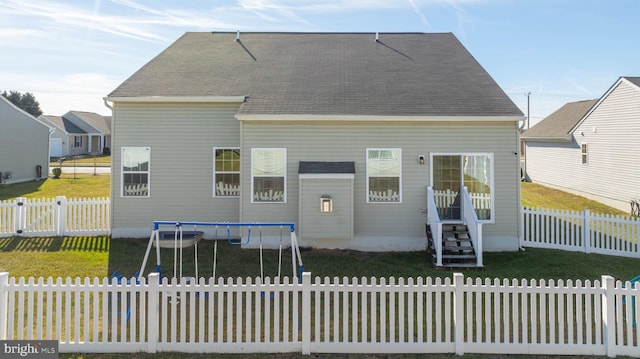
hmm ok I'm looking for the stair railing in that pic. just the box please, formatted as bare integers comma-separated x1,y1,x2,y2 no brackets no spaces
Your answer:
427,186,443,267
461,186,483,267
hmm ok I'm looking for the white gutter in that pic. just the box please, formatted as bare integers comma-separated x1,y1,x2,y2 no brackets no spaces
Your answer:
106,96,246,103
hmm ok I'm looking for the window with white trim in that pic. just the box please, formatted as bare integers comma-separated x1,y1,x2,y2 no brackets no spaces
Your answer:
214,148,240,197
74,136,82,148
367,148,401,203
581,144,588,165
121,147,150,197
252,148,286,202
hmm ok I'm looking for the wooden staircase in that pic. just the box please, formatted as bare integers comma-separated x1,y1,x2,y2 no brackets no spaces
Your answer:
427,224,480,269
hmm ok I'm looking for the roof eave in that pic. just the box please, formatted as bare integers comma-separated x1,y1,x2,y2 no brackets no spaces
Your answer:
522,135,572,143
235,114,525,122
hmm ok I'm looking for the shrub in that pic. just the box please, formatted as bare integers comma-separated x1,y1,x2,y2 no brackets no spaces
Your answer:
52,167,62,178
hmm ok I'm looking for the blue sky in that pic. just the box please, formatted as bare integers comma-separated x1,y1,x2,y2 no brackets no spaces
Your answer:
0,0,637,126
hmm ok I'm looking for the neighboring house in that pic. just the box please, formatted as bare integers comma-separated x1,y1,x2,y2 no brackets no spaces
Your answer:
105,32,524,254
0,95,50,184
522,76,640,213
39,111,111,158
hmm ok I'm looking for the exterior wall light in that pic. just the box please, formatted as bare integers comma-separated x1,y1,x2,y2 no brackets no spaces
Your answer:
320,195,333,213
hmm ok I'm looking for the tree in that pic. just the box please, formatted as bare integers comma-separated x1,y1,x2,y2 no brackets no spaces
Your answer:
1,90,43,117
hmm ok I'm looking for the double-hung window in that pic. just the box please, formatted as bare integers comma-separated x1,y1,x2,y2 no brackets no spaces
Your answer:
74,136,82,148
214,148,240,197
581,144,588,165
252,148,286,202
121,147,150,197
367,148,401,203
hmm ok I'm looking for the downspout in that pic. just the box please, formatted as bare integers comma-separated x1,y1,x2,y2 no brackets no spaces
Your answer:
103,97,114,237
103,97,113,111
518,116,526,251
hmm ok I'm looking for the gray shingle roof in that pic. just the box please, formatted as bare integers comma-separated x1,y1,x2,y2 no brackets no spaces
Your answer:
70,111,111,134
623,76,640,88
109,32,522,118
521,99,598,141
40,115,86,134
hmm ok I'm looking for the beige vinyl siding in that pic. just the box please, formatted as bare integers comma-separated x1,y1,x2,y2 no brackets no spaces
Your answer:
110,102,241,237
0,99,50,184
299,177,354,242
526,80,640,212
241,120,520,251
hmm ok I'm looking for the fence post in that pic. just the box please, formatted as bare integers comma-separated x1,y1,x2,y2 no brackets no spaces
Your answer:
520,206,525,248
301,272,311,355
583,210,591,254
14,197,26,236
601,275,615,358
147,272,160,354
56,196,67,236
0,272,8,340
453,273,465,356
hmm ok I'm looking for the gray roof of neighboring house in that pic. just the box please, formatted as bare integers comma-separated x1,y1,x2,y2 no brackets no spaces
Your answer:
109,32,523,118
521,99,598,141
624,76,640,87
40,115,86,134
69,111,111,134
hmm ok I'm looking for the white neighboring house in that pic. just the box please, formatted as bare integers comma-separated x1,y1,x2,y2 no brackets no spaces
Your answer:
39,111,111,158
522,76,640,213
0,95,50,184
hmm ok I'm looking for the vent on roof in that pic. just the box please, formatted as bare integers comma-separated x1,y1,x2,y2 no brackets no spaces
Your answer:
236,30,240,42
375,32,379,42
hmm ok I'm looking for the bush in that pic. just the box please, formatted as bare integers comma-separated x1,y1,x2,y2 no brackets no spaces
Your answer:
52,167,62,178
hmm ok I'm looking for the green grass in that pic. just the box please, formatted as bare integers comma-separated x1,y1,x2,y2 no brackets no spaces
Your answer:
521,182,629,215
0,236,110,278
2,236,639,283
0,173,110,200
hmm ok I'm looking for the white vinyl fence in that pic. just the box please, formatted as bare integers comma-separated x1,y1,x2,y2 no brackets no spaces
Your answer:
521,207,640,258
0,272,637,357
0,196,110,237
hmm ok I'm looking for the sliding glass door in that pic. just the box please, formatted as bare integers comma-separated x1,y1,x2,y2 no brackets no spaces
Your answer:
431,154,493,222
